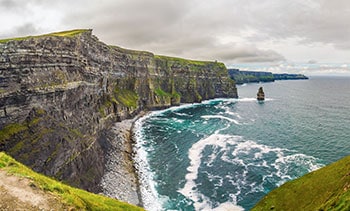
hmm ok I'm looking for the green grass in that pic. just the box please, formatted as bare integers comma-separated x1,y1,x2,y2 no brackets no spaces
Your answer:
0,152,144,211
0,29,90,43
0,123,27,142
114,88,139,108
154,87,181,103
154,55,220,67
252,155,350,211
154,88,172,97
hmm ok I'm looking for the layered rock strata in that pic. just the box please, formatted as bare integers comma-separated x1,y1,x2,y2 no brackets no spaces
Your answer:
0,29,237,204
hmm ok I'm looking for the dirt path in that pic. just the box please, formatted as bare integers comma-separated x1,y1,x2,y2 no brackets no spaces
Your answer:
0,170,66,210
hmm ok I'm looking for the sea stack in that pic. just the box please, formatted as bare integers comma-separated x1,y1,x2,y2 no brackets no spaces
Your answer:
257,87,265,101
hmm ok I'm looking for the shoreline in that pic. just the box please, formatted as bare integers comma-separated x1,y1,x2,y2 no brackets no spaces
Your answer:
99,112,147,207
99,99,238,208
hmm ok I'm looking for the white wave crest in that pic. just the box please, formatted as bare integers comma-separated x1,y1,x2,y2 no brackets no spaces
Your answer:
201,115,241,125
178,131,322,210
177,133,244,211
133,118,165,211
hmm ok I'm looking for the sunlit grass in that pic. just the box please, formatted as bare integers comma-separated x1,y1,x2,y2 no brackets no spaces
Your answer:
0,152,144,211
252,155,350,210
0,29,90,43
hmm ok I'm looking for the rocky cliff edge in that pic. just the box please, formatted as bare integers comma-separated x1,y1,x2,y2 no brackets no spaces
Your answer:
0,29,237,204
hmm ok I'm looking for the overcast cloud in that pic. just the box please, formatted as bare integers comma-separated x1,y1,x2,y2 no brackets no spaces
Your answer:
1,0,350,74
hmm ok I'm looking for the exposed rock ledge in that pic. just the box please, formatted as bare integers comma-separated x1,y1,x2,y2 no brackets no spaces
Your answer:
0,29,237,205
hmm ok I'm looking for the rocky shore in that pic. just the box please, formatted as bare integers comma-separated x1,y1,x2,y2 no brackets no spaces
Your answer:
99,115,145,206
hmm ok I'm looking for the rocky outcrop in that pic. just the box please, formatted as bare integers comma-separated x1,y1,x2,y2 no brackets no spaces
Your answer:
257,87,265,101
0,29,237,200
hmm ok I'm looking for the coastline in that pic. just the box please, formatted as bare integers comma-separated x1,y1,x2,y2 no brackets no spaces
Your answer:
99,112,147,207
99,99,240,208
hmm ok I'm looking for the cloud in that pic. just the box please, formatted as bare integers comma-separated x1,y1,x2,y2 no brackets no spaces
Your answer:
14,23,39,36
1,0,350,65
231,62,350,76
0,0,19,10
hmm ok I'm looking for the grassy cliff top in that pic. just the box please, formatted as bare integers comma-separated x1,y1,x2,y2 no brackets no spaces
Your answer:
0,29,226,69
0,152,144,211
252,155,350,210
154,54,225,67
0,29,90,43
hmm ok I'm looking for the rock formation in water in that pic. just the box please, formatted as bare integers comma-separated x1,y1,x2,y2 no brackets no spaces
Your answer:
0,29,237,201
257,87,265,101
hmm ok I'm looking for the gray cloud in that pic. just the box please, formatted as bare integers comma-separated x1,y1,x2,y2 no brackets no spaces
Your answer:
1,0,350,64
14,23,39,36
0,0,19,9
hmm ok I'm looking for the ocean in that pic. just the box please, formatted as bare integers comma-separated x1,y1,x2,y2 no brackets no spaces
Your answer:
134,76,350,211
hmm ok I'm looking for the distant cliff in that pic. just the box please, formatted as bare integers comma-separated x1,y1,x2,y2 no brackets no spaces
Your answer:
273,73,309,80
0,29,237,199
228,69,308,84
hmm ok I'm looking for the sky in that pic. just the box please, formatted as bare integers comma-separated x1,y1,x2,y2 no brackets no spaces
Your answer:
1,0,350,75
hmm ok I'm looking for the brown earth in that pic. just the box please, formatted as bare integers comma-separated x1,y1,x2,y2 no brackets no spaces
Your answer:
0,170,68,211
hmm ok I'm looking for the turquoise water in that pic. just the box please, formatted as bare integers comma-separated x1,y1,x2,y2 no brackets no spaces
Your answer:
134,76,350,210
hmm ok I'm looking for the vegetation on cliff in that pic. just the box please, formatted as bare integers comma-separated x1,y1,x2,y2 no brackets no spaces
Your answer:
0,29,89,43
252,155,350,210
228,69,308,84
0,152,144,210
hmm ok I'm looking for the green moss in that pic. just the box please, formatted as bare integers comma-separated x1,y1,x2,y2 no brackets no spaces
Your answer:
47,29,90,37
155,88,172,97
0,152,144,210
0,29,90,44
154,55,218,67
0,123,27,142
252,155,350,211
69,129,84,138
172,90,181,100
9,141,24,154
110,46,153,57
114,88,139,108
99,106,106,117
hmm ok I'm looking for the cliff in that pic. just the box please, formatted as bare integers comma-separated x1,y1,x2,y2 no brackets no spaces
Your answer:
273,73,309,80
228,69,275,84
228,69,308,84
0,29,237,202
252,155,350,210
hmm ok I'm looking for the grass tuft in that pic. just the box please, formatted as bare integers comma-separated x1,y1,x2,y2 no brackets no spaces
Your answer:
114,88,139,108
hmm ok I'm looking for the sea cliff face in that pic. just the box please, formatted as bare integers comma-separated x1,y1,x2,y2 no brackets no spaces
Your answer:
228,68,308,84
0,29,237,199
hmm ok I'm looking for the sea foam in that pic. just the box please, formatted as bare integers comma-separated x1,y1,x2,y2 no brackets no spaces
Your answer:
177,132,245,211
177,130,322,210
133,117,165,211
